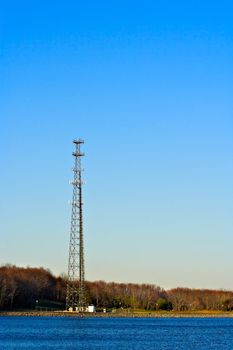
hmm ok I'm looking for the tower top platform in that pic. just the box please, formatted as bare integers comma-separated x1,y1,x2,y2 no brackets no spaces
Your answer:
73,139,84,144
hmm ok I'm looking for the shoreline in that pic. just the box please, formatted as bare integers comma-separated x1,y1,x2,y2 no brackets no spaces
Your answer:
1,310,233,318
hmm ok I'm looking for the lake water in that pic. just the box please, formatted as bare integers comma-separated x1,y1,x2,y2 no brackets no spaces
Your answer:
0,316,233,349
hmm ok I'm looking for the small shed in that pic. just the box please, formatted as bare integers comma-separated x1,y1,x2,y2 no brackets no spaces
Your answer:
87,305,96,313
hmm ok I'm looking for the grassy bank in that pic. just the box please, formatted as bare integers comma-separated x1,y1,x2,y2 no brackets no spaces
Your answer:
1,310,233,318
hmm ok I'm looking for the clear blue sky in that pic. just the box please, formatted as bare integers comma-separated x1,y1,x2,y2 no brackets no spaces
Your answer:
1,1,233,289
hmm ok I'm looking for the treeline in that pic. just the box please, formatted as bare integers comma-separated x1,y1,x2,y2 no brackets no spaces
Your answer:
0,265,66,310
1,265,233,311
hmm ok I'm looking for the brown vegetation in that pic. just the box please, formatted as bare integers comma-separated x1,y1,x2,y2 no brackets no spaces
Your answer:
1,265,233,312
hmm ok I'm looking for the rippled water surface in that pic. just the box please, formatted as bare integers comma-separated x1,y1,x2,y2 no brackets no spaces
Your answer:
0,316,233,349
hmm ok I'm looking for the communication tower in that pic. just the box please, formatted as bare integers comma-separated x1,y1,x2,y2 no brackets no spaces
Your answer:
66,139,85,311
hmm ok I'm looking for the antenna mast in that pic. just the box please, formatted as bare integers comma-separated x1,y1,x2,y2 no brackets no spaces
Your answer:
66,139,85,311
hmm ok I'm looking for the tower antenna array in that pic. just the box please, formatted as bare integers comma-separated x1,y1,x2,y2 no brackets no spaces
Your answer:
66,139,85,311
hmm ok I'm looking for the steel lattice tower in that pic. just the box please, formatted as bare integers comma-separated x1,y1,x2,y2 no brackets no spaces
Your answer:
66,139,85,311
